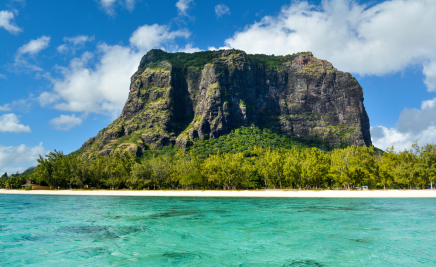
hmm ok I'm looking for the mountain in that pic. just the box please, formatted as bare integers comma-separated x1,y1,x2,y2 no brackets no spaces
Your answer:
79,49,372,158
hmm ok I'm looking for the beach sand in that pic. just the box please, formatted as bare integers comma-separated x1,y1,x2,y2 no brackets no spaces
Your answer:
1,189,436,198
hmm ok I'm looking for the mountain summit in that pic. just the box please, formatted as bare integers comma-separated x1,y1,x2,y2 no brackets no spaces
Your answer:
80,49,371,158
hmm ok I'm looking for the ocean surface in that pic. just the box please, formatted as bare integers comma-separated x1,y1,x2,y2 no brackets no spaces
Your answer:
1,195,436,266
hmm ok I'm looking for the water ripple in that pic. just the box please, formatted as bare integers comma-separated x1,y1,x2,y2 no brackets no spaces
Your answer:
1,195,436,266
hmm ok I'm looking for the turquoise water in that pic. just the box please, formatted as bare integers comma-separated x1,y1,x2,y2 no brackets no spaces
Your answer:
1,195,436,266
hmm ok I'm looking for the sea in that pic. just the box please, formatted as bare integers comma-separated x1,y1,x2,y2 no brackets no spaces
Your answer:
1,194,436,266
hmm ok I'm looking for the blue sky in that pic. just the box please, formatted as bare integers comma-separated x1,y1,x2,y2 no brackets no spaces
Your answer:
1,0,436,174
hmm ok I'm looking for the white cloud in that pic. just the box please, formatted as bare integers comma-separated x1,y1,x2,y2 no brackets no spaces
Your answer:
176,0,194,16
0,73,7,79
371,126,436,152
423,61,436,91
215,4,230,18
222,0,436,91
37,91,59,107
0,104,11,111
0,10,22,34
130,24,190,51
50,114,83,130
57,35,94,54
45,47,139,118
15,36,51,71
17,36,51,56
41,24,191,118
97,0,117,15
1,95,37,113
371,98,436,151
125,0,136,12
64,35,94,46
178,43,201,53
97,0,136,15
57,44,67,53
0,113,31,133
0,142,47,175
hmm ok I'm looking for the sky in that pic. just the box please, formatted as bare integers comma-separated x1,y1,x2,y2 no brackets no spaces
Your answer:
1,0,436,174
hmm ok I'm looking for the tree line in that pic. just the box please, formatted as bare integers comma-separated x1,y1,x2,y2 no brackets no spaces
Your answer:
0,171,27,190
1,142,435,190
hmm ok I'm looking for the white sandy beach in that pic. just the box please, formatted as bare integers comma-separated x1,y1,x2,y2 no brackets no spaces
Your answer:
1,189,436,198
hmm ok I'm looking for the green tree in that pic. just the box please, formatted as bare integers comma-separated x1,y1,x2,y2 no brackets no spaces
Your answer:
380,146,397,189
150,155,172,189
283,148,303,189
129,161,153,189
330,147,353,190
419,143,436,189
0,172,8,188
305,147,329,189
349,145,375,189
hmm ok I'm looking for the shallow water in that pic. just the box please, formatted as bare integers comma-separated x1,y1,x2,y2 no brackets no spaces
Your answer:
1,195,436,266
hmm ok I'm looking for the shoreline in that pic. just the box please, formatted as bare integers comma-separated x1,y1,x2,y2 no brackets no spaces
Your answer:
2,189,436,198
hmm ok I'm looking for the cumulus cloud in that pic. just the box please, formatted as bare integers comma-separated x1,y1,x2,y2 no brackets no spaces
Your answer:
40,24,191,118
176,0,194,16
0,113,31,133
215,4,230,18
0,142,47,175
423,61,436,91
50,114,83,130
37,91,59,107
371,98,436,151
42,48,136,117
97,0,136,15
222,0,436,91
130,24,190,51
178,43,201,53
57,35,94,54
0,10,22,34
15,36,51,71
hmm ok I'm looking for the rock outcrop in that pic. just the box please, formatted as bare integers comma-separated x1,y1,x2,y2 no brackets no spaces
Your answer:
80,49,372,158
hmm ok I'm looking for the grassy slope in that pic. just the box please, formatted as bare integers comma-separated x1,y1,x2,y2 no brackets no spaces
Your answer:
187,126,337,158
138,126,338,160
138,126,384,160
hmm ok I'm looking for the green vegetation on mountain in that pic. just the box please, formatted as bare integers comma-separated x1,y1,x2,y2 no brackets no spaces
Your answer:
141,49,315,71
141,49,224,71
249,52,311,69
186,126,341,159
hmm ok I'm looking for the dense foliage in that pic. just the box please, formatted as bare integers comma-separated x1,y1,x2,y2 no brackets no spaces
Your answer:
144,49,225,71
2,142,435,191
0,171,29,189
143,49,306,71
249,52,309,69
187,127,337,158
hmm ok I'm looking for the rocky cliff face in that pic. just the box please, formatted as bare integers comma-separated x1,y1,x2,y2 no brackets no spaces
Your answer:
80,49,372,157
